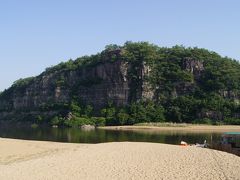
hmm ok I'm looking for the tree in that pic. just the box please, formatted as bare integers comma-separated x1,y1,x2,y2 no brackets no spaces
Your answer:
84,105,93,117
101,102,116,125
117,109,129,125
70,100,81,117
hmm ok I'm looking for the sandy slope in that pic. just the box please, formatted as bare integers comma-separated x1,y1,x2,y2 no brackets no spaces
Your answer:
0,138,240,180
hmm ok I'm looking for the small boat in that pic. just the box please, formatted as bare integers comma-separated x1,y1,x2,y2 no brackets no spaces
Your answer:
195,140,207,148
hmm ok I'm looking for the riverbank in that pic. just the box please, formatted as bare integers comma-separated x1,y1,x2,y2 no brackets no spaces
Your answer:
99,124,240,132
0,138,240,179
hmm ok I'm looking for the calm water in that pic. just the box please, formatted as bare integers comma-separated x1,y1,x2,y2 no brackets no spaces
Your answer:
0,126,223,145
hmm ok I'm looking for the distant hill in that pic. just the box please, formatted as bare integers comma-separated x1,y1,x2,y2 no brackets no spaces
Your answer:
0,42,240,126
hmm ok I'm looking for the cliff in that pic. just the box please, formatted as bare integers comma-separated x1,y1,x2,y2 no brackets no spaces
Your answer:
0,42,240,125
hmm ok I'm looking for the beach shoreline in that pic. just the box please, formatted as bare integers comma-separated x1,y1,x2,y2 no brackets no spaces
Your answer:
0,138,240,180
99,124,240,132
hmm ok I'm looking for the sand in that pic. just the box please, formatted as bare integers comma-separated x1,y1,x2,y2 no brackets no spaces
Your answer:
0,138,240,180
100,125,240,133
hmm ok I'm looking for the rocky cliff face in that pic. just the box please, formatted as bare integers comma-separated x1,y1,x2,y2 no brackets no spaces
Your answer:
182,57,204,80
0,58,202,119
0,59,156,114
1,43,240,123
73,60,130,109
3,61,128,111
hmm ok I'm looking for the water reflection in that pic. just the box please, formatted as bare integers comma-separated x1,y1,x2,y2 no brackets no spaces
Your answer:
0,126,223,145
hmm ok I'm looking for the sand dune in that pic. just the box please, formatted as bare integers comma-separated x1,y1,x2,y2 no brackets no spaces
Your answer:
0,138,239,180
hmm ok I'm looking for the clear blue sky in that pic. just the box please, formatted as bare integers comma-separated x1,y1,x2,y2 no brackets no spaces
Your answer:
0,0,240,91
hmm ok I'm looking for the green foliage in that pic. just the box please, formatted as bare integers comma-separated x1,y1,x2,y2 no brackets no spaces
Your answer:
101,102,116,125
1,41,240,125
151,105,165,122
2,77,36,96
55,74,66,87
84,105,93,117
116,109,129,125
129,101,165,124
36,115,44,124
64,117,94,127
223,118,240,125
12,77,35,88
70,100,81,117
128,102,147,124
98,101,166,125
149,62,193,91
193,118,214,125
91,117,106,126
165,96,200,123
31,123,38,128
50,116,64,126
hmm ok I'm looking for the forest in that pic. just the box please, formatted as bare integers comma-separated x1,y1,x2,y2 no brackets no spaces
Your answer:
0,42,240,126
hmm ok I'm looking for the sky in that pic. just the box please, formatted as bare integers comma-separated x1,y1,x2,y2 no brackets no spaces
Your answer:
0,0,240,91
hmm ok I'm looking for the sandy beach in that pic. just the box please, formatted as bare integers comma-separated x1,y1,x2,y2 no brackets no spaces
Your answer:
0,138,240,180
100,125,240,133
